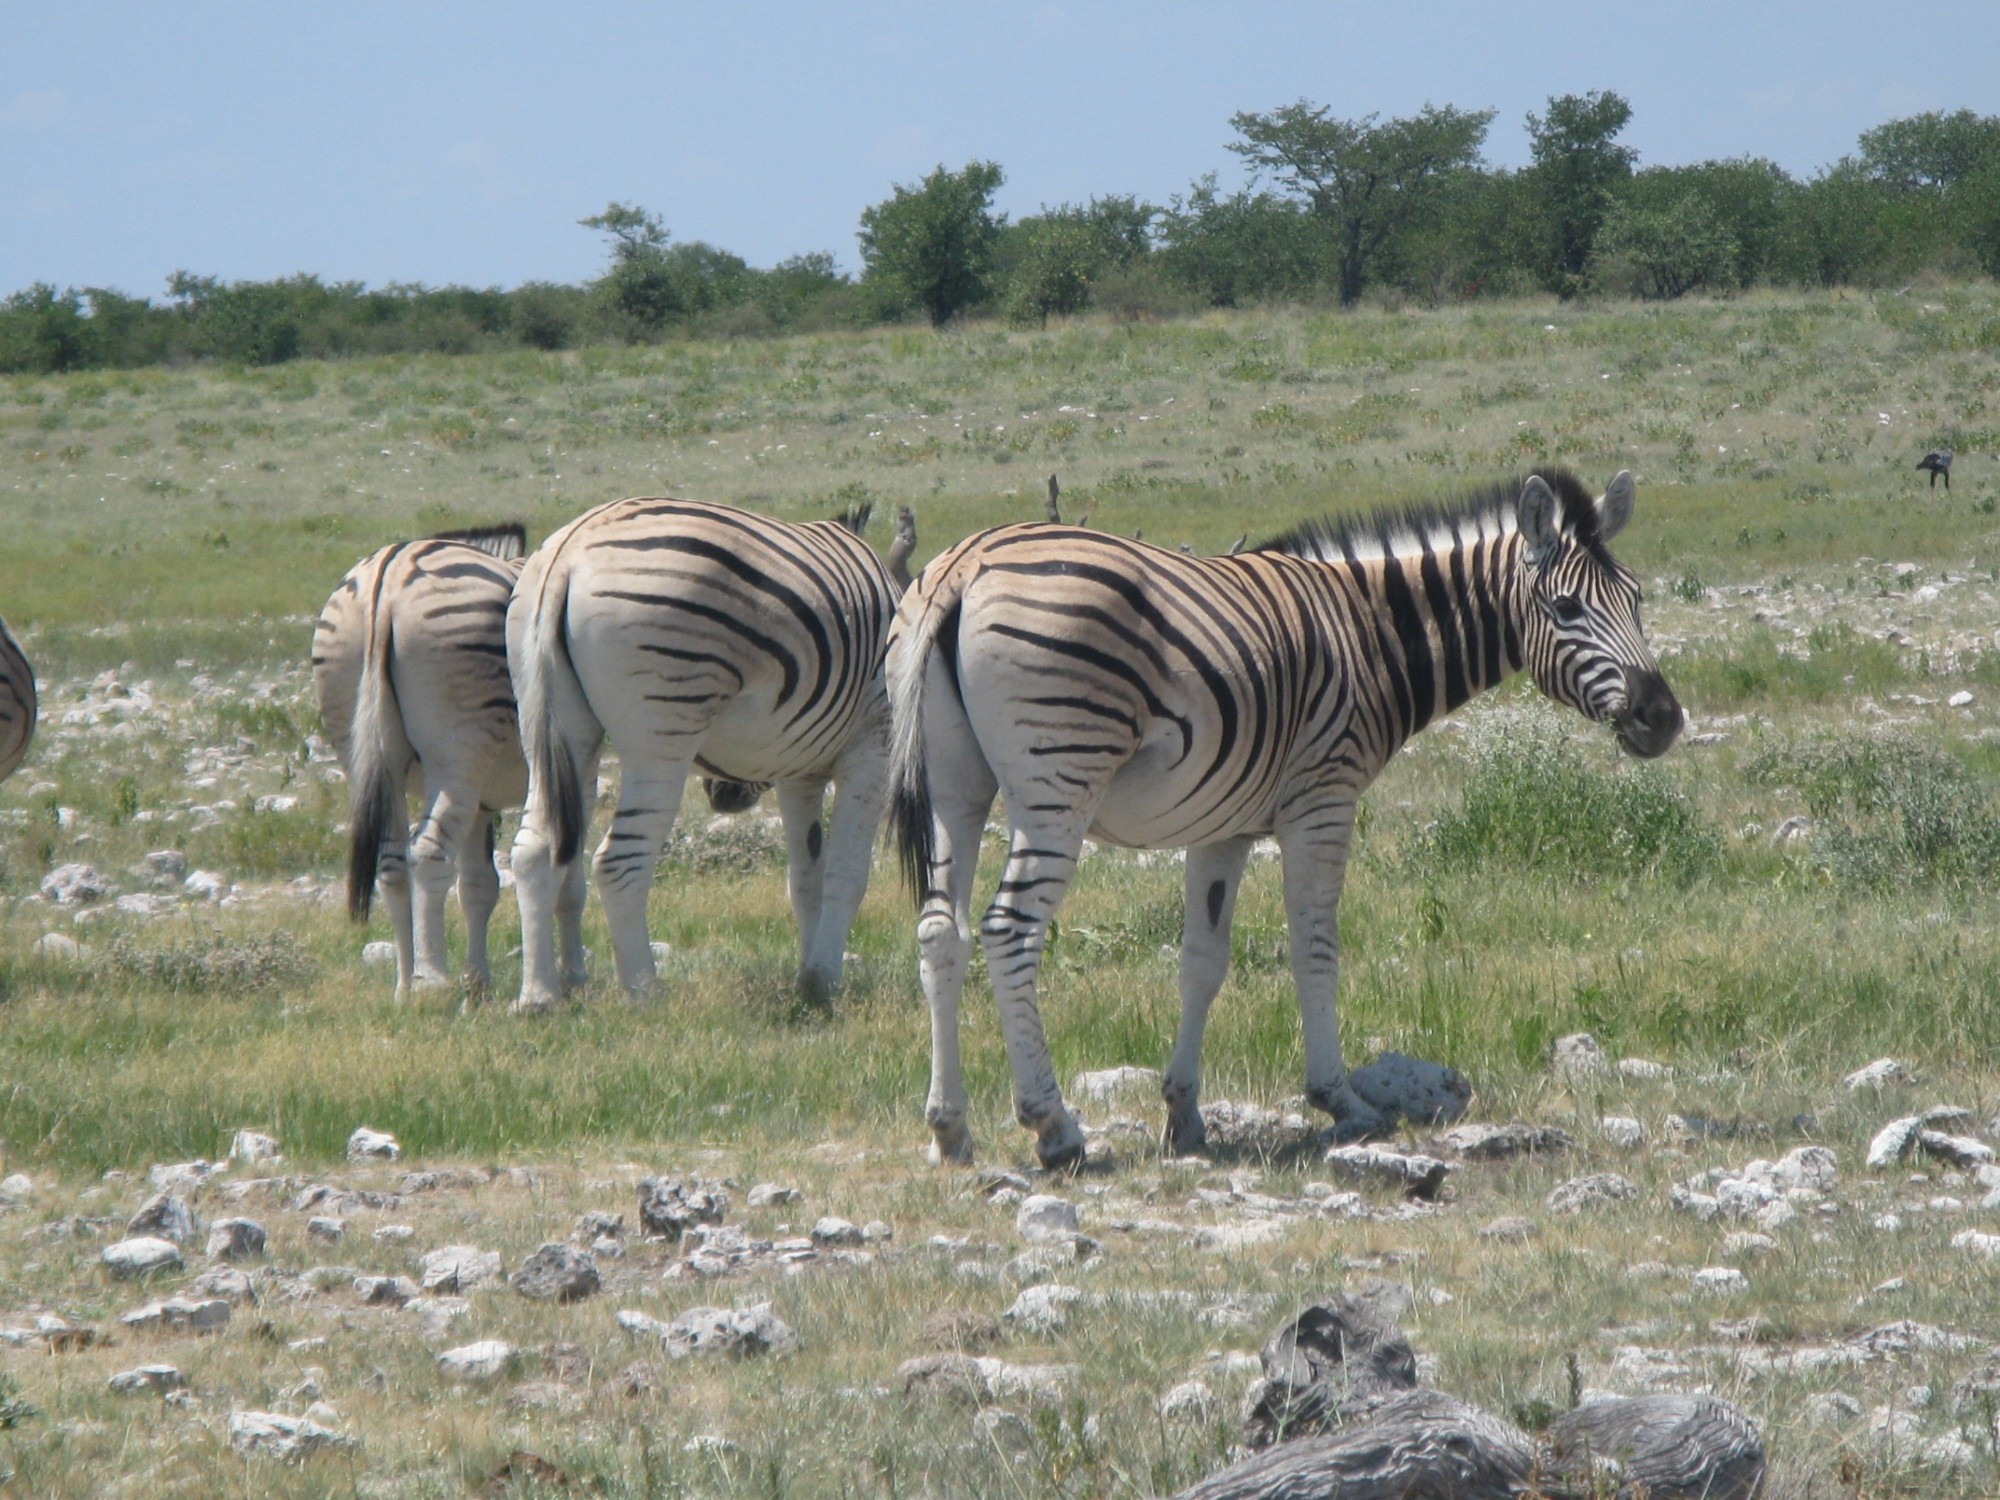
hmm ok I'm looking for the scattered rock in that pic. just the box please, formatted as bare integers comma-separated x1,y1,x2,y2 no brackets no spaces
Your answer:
32,932,80,961
1546,1173,1638,1214
183,870,228,902
649,1302,797,1359
438,1340,517,1383
637,1175,727,1239
127,1192,196,1244
1345,1053,1471,1127
1846,1058,1912,1090
1005,1283,1084,1335
897,1353,1074,1408
1616,1056,1675,1080
512,1243,600,1303
354,1275,421,1307
1322,1144,1450,1200
1920,1131,1993,1169
360,941,396,966
108,1364,186,1395
205,1218,266,1260
746,1183,801,1208
1950,1229,2000,1260
120,1297,231,1334
1159,1379,1220,1424
103,1236,182,1279
922,1308,1003,1350
345,1126,400,1161
228,1409,356,1459
1433,1122,1575,1160
1478,1215,1538,1243
1071,1065,1163,1104
1551,1032,1609,1078
1867,1116,1927,1168
191,1267,255,1304
1599,1116,1645,1148
229,1130,282,1164
810,1216,864,1248
1015,1195,1081,1243
1692,1267,1750,1295
420,1245,504,1293
307,1216,345,1243
41,862,106,905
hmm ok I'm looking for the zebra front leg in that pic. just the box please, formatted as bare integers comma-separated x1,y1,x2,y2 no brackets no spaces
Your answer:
1162,836,1255,1157
776,779,831,1003
917,765,997,1166
981,826,1092,1171
409,787,483,992
374,797,418,1002
594,767,689,1001
456,811,502,998
1279,807,1387,1142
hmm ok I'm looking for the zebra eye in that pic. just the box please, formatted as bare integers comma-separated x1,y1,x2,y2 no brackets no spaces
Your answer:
1551,594,1585,625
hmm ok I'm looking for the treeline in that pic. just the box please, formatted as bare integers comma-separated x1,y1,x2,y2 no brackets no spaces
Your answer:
6,97,2000,373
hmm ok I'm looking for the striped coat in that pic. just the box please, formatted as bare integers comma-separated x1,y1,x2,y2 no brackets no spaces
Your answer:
506,497,900,1013
888,470,1682,1168
312,526,586,998
0,614,35,784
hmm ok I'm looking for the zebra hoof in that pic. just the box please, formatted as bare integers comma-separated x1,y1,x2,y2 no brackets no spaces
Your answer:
1163,1114,1208,1158
792,967,837,1012
927,1118,976,1166
1034,1122,1088,1174
511,991,562,1017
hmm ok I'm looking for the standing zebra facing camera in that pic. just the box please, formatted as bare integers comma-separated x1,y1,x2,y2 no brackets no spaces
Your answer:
888,468,1683,1169
0,613,37,783
506,498,908,1015
313,525,588,1001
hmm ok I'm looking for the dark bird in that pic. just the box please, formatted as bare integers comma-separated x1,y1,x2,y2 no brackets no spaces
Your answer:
1044,473,1062,524
1917,448,1953,489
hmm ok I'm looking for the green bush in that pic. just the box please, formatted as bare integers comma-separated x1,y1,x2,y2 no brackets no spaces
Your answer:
1747,732,2000,890
1418,718,1721,885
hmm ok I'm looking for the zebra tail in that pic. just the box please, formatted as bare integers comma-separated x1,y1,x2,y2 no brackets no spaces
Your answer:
515,555,588,868
345,567,404,923
886,563,967,907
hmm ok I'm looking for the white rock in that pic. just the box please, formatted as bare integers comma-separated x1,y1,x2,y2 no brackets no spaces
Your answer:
1772,1145,1840,1192
747,1182,801,1208
205,1218,266,1260
120,1296,230,1334
1545,1173,1638,1215
1015,1194,1080,1244
229,1130,282,1164
1721,1232,1778,1258
1866,1116,1926,1169
346,1126,400,1161
360,941,397,967
1920,1131,1993,1169
1189,1219,1288,1253
1846,1058,1911,1090
228,1409,356,1458
108,1364,186,1395
437,1339,517,1383
1950,1229,2000,1259
40,862,106,905
810,1216,864,1247
1692,1267,1750,1295
1616,1057,1674,1080
0,1173,32,1205
102,1236,183,1278
1070,1065,1163,1103
419,1245,503,1292
1949,690,1974,708
31,932,80,961
183,870,228,902
1005,1283,1084,1334
1599,1116,1645,1148
1158,1379,1220,1423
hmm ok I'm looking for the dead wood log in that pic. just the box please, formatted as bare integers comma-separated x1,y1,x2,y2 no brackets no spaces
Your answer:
1545,1394,1766,1500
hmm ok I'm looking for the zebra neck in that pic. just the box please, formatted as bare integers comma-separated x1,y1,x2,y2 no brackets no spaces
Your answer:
1337,529,1526,747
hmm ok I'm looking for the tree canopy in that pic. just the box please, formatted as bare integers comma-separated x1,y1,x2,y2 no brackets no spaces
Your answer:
857,161,1006,327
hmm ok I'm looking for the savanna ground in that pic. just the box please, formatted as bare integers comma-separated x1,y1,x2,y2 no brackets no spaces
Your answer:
2,287,2000,1497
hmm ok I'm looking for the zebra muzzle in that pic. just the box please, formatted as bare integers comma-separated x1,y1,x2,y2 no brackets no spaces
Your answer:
1612,667,1684,759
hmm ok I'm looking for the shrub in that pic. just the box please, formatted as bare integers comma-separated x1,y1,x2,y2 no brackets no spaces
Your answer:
107,931,313,994
1747,732,2000,890
1417,717,1720,885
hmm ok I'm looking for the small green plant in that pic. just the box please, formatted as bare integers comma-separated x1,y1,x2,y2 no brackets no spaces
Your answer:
1669,564,1706,603
0,1373,38,1428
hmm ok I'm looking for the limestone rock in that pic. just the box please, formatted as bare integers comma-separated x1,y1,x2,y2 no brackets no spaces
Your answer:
1159,1379,1221,1424
1867,1116,1927,1168
1071,1065,1163,1104
746,1182,801,1208
1323,1144,1450,1200
438,1339,517,1383
810,1216,864,1248
1005,1283,1084,1334
306,1216,344,1242
649,1302,797,1359
637,1175,727,1239
108,1364,185,1395
103,1236,182,1279
191,1267,255,1304
126,1192,196,1244
419,1245,504,1293
205,1218,266,1260
1846,1058,1911,1090
360,941,396,966
1600,1115,1645,1148
120,1297,230,1334
41,862,105,905
1547,1173,1639,1215
1920,1131,1993,1169
1552,1032,1609,1078
229,1130,282,1164
354,1275,421,1306
345,1126,400,1161
1434,1122,1575,1160
31,932,80,961
1478,1215,1538,1243
1692,1267,1750,1295
512,1243,600,1303
1346,1053,1471,1126
898,1353,1074,1407
1015,1194,1080,1243
228,1409,356,1459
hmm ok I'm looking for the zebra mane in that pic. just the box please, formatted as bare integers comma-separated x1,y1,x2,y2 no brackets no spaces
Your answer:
833,501,874,537
427,523,529,561
1252,468,1602,563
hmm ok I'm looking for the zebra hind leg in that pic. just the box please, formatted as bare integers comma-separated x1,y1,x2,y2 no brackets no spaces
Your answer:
916,725,999,1166
456,810,502,1000
980,823,1095,1172
409,786,483,993
776,779,831,1005
1161,836,1256,1157
510,740,595,1015
593,766,690,1000
371,772,417,1002
796,739,891,1009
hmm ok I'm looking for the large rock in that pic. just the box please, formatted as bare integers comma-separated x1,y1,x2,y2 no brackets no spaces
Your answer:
419,1245,504,1293
102,1236,183,1279
120,1297,231,1335
1346,1054,1471,1127
438,1340,517,1383
897,1353,1075,1408
345,1126,400,1161
126,1192,196,1244
1433,1122,1576,1160
1070,1065,1163,1104
205,1218,266,1261
1545,1172,1638,1215
40,862,106,905
511,1243,600,1303
1014,1195,1080,1244
108,1364,186,1395
637,1176,727,1239
1322,1144,1450,1200
228,1410,355,1459
229,1130,282,1164
647,1303,797,1359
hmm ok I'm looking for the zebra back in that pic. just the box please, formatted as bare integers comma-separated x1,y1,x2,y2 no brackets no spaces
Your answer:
0,615,36,783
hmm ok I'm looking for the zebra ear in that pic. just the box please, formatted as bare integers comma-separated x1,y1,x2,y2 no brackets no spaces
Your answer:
1597,470,1635,542
1518,474,1561,567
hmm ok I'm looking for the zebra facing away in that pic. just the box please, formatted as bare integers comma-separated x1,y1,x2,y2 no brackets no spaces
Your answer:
507,498,901,1015
313,525,587,1000
888,468,1683,1170
0,613,36,783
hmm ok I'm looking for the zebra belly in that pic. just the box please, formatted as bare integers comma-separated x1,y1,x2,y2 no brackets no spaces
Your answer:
1090,756,1273,849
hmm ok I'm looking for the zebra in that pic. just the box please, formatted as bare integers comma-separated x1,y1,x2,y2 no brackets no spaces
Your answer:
0,613,36,783
313,524,587,1000
887,468,1683,1169
506,497,903,1015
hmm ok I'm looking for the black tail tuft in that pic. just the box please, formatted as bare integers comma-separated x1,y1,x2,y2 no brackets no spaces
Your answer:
346,765,397,922
544,734,586,868
892,779,937,910
834,501,874,537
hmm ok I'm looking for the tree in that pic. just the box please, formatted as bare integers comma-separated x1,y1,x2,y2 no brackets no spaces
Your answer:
580,202,683,330
1859,110,2000,191
1005,218,1095,325
1523,91,1636,294
1227,100,1494,306
857,161,1006,327
1593,194,1737,299
1157,175,1324,306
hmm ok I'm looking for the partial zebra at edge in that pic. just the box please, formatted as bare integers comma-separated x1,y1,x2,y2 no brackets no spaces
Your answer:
0,614,36,784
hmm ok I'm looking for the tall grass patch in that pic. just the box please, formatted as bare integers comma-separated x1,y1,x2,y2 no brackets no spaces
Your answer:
1415,717,1722,885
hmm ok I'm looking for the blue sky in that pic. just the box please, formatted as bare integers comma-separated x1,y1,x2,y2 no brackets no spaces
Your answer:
4,2,1996,297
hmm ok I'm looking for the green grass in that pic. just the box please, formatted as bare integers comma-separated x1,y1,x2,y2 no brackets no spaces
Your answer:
3,288,2000,1496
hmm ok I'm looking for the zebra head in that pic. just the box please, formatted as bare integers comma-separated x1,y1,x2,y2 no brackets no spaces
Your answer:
1516,470,1682,759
